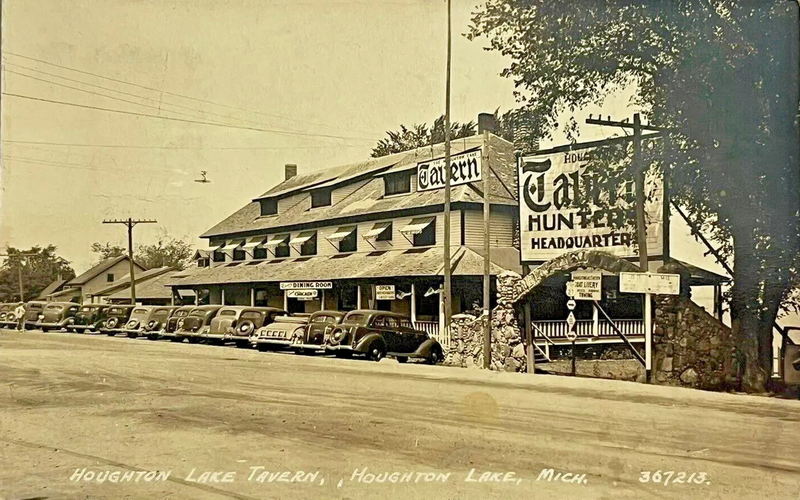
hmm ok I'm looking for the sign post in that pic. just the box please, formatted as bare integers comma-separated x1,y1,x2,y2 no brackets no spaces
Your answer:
566,287,578,376
619,272,681,381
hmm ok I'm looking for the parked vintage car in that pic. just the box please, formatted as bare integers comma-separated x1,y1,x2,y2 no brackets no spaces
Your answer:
23,301,47,329
121,306,177,339
0,303,20,328
250,315,309,351
203,306,286,347
99,305,136,336
324,310,444,363
159,305,195,339
176,305,223,343
65,304,109,333
289,310,346,353
32,302,81,332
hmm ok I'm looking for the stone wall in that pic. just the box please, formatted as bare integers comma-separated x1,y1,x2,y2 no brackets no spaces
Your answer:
652,294,737,390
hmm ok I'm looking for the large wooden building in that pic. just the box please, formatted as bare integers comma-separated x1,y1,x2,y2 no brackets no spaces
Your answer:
169,133,522,338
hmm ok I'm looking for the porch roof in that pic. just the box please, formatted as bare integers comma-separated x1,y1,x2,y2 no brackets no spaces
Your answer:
167,246,521,287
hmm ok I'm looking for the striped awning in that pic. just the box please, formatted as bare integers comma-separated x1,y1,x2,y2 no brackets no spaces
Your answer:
221,240,244,252
363,222,392,240
206,242,224,253
325,226,356,243
290,231,316,245
262,234,289,249
399,217,434,236
242,236,267,254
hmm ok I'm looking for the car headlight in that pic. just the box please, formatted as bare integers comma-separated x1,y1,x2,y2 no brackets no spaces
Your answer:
38,314,44,320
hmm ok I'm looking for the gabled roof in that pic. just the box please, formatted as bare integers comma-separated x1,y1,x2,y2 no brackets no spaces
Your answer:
202,134,518,239
107,270,182,300
92,266,175,296
37,279,67,299
67,256,145,286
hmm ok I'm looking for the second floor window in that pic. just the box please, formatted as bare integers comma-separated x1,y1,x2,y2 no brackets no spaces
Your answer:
232,249,246,261
106,273,114,282
413,219,436,246
301,232,317,256
311,189,331,208
260,198,277,216
384,171,411,196
213,250,226,262
339,227,357,252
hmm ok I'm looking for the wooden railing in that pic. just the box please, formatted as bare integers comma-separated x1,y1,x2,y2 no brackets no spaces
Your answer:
532,319,644,340
415,320,449,347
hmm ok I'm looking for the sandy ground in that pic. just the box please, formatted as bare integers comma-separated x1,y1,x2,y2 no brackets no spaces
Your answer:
0,328,798,500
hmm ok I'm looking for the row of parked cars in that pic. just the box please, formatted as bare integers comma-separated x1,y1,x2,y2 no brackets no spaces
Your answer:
0,301,444,364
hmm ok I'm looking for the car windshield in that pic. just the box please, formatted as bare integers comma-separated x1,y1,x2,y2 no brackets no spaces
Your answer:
175,310,190,317
312,315,336,323
79,306,95,312
344,313,367,324
189,310,206,317
219,310,237,316
45,305,63,310
241,311,263,321
108,308,126,315
132,308,147,315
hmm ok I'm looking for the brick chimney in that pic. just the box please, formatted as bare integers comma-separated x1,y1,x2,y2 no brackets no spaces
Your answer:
477,112,498,133
285,164,298,180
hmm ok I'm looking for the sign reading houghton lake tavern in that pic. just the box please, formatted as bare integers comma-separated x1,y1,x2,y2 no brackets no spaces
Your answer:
417,149,482,191
279,281,333,290
518,145,663,261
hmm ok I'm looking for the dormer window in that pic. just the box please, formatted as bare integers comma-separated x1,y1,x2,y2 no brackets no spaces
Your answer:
311,188,332,208
384,171,412,196
260,198,277,216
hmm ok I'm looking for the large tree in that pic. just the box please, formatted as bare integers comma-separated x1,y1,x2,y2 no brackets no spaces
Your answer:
0,246,75,301
469,0,799,391
90,235,194,271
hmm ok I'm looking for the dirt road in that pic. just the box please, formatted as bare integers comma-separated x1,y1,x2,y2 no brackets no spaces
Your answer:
1,329,798,499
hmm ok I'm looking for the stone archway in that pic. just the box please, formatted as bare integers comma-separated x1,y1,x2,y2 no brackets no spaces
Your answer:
511,250,641,304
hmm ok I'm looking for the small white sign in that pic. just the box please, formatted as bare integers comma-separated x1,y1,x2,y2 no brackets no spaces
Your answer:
570,270,602,300
280,281,333,290
566,330,578,342
619,272,680,295
566,311,577,329
565,281,576,298
566,299,576,310
287,289,318,300
375,285,395,301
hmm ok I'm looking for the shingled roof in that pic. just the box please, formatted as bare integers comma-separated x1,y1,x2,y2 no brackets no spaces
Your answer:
202,134,517,239
67,256,144,286
107,270,183,300
92,266,175,296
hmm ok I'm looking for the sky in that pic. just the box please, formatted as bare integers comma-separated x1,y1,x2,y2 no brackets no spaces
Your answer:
0,0,740,319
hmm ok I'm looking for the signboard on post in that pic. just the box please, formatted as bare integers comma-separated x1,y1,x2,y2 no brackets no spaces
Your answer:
570,270,602,300
619,272,680,295
287,289,318,300
417,149,482,191
375,285,396,301
518,145,663,262
280,281,333,290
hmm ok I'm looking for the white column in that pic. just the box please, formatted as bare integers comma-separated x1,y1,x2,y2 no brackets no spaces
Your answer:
438,291,444,337
321,289,326,310
645,293,652,372
592,302,599,337
250,288,255,307
410,283,417,326
283,290,289,312
221,288,225,306
356,285,362,309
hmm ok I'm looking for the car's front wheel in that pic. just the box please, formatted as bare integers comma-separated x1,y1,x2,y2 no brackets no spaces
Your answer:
425,347,444,365
366,342,386,362
396,356,408,364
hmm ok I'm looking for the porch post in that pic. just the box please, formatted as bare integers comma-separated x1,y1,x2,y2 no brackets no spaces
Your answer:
592,302,600,337
194,289,198,305
250,287,255,307
221,288,226,306
524,298,533,373
356,285,362,309
321,289,326,310
283,290,288,311
410,283,417,326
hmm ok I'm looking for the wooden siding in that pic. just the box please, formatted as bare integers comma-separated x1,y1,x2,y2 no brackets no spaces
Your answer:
463,207,515,248
332,179,370,205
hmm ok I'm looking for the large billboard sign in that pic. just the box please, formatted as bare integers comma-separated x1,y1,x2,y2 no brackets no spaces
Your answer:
518,146,663,262
417,149,482,191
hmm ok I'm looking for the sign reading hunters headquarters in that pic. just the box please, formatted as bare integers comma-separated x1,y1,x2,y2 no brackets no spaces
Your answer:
518,145,663,262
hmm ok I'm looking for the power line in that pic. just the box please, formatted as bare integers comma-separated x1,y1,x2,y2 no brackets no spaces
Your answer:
1,139,366,150
2,51,380,137
2,91,376,141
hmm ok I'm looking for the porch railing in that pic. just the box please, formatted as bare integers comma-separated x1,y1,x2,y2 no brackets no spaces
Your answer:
415,320,448,348
532,319,644,340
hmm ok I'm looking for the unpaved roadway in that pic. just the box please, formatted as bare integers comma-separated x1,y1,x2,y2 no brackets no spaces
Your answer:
0,329,798,499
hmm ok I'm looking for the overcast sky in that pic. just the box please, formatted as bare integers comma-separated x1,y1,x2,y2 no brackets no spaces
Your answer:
0,0,729,300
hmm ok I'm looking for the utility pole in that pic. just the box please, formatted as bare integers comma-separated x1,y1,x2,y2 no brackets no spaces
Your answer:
102,218,156,304
442,0,453,339
1,252,37,301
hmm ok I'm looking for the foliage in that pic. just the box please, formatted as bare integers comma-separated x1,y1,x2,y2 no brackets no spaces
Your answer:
90,242,125,263
0,246,75,302
469,0,799,391
91,234,194,271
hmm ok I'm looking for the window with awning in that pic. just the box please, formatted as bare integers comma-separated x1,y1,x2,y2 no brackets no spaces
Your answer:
290,231,316,245
242,236,267,255
399,217,435,235
263,234,289,248
221,240,244,252
326,226,356,243
363,222,392,241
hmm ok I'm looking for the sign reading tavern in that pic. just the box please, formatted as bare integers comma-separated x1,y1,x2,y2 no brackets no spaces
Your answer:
417,149,482,192
518,145,663,262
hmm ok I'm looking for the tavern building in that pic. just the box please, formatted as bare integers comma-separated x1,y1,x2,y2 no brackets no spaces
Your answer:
168,130,522,338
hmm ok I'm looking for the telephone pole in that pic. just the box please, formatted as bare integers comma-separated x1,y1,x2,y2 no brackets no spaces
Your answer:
102,218,156,304
442,0,453,338
0,252,37,301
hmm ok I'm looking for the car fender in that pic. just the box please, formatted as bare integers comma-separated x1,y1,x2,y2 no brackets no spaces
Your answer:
412,338,443,357
354,333,385,353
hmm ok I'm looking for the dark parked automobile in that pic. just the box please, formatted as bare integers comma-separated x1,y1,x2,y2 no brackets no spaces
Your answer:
324,310,444,363
289,310,346,353
204,306,286,347
251,315,309,351
23,301,47,329
160,305,195,339
65,304,109,333
176,305,223,343
121,306,177,339
33,302,80,332
0,303,20,328
100,305,136,336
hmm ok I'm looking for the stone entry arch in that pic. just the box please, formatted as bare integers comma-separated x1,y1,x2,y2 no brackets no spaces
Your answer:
511,250,641,303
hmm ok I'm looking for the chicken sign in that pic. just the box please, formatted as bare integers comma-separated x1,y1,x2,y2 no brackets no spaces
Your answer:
517,144,663,262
